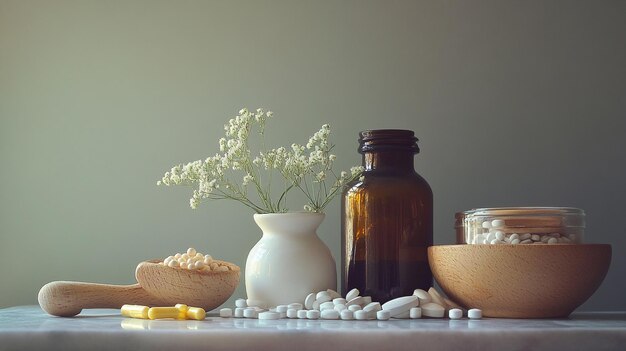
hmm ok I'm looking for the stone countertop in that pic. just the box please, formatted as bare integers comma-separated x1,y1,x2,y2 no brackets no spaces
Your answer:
1,306,625,351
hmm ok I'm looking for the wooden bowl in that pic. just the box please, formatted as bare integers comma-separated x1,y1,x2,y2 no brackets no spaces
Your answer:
428,244,611,318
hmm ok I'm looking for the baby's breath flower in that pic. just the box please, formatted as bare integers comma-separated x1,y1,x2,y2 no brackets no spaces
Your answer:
158,108,362,213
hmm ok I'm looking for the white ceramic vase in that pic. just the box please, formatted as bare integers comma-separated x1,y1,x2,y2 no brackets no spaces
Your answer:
245,212,337,307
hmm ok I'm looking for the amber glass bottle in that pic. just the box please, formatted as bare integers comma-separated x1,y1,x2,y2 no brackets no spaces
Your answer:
341,129,433,303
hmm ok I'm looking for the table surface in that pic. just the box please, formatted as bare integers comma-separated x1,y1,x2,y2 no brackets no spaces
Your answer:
1,306,626,351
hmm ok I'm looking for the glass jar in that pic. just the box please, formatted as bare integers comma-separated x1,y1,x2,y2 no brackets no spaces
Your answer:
455,207,585,245
342,129,433,303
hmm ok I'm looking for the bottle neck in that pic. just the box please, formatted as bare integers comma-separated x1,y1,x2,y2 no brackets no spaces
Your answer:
362,151,416,173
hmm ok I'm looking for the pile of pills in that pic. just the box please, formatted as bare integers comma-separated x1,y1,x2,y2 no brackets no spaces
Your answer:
159,247,233,272
121,304,206,320
471,219,577,245
219,287,482,321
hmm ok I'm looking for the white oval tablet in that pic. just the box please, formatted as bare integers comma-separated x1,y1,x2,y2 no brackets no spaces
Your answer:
363,302,382,313
354,310,369,320
376,310,391,320
422,303,445,318
320,309,340,320
345,288,360,301
304,293,316,309
340,309,354,320
413,289,430,304
346,296,365,307
326,289,342,299
381,295,419,317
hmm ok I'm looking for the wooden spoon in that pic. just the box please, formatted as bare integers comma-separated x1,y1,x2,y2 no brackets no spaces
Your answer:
38,259,240,317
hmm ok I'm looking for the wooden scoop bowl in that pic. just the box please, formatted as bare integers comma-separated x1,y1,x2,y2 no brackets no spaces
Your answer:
38,260,240,317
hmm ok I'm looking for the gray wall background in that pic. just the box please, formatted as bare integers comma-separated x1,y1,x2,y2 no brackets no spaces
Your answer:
1,0,624,311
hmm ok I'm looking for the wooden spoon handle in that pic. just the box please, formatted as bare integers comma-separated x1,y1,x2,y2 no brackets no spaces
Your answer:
38,281,169,317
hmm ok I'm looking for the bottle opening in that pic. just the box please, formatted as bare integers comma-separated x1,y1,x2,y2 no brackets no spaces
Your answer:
358,129,420,154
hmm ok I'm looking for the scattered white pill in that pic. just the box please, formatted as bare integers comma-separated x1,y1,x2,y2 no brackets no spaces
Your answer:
511,239,520,245
428,288,447,307
348,304,362,312
316,291,331,303
548,237,558,244
376,310,391,320
509,233,519,241
334,304,347,312
393,311,411,319
258,311,281,320
491,219,505,228
468,308,482,319
234,307,245,318
422,303,445,318
235,298,247,308
276,305,288,313
288,303,303,310
297,310,308,319
409,307,422,319
286,309,298,319
531,234,541,241
306,310,320,320
333,298,347,305
363,302,382,313
321,309,340,320
381,295,419,317
327,289,342,299
354,310,369,320
345,288,360,301
304,293,316,309
320,302,335,311
521,239,533,244
448,308,463,320
340,310,354,320
219,308,232,318
346,296,365,307
520,233,531,241
413,289,430,304
243,308,258,318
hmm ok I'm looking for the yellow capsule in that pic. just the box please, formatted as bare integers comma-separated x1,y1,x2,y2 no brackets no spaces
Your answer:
148,307,185,320
121,304,149,319
186,307,206,320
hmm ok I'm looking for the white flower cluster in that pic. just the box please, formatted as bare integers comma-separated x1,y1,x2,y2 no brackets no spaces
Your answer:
158,108,363,213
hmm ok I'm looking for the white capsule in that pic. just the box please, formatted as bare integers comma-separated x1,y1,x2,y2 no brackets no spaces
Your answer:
304,293,316,309
468,308,482,319
167,260,179,268
509,233,519,241
286,309,298,319
297,310,308,319
348,304,362,312
376,310,391,320
219,308,232,318
521,239,533,244
482,221,492,229
448,308,463,320
511,239,520,245
354,310,369,320
333,298,347,305
486,232,496,242
306,310,320,320
559,236,572,243
320,309,340,320
243,308,258,318
181,253,189,260
276,305,288,313
421,303,445,318
548,237,558,244
319,302,335,311
491,219,505,228
409,307,422,319
174,253,182,259
234,307,245,318
186,248,196,257
340,309,354,320
194,261,205,270
258,311,281,320
531,234,541,241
